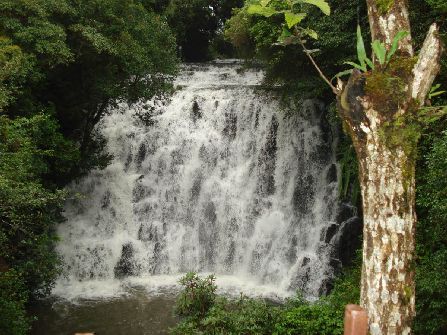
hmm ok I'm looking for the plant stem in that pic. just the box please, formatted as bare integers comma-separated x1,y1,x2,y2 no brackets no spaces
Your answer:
298,39,339,95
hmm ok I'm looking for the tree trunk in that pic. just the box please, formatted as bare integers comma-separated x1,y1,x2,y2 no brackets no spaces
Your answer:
337,3,443,331
359,128,416,335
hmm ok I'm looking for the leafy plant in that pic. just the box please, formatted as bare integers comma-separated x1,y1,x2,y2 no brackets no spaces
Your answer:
171,263,361,335
175,272,217,319
429,84,446,99
246,0,330,41
415,130,447,335
0,270,30,335
335,26,409,78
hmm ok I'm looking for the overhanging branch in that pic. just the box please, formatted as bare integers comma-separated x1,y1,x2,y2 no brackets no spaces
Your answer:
298,39,339,95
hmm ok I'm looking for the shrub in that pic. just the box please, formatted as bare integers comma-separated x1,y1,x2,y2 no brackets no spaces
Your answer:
415,130,447,335
175,272,217,319
0,270,30,335
171,263,361,335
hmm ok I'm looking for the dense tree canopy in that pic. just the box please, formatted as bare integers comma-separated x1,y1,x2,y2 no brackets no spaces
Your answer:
166,0,243,61
0,1,179,333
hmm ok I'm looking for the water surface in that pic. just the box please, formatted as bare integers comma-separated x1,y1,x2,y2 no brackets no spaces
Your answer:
31,291,178,335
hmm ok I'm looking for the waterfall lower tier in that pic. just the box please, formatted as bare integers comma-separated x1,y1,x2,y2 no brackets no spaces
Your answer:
55,61,343,300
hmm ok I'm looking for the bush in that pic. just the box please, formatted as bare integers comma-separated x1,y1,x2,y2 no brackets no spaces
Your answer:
175,272,217,319
274,300,343,335
415,130,447,335
171,264,360,335
0,270,31,335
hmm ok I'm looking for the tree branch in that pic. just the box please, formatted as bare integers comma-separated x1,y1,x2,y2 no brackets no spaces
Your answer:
298,39,339,95
411,23,444,106
366,0,413,56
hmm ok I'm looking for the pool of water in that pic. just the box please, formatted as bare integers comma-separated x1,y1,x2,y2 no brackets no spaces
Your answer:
30,290,178,335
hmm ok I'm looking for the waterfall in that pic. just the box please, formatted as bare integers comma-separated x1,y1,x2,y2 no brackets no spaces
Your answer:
54,60,342,300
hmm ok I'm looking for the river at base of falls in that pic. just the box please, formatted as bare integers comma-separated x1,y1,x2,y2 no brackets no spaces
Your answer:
30,291,178,335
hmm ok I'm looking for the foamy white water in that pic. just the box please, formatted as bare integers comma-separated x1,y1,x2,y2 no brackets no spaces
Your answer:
55,61,340,301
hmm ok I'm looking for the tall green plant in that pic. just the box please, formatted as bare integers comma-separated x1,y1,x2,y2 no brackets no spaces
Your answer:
336,26,409,79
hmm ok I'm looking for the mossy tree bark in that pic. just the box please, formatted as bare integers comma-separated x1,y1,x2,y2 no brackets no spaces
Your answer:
337,2,443,334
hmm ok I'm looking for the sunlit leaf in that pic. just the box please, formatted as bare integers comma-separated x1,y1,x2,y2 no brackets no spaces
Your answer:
301,0,331,15
303,28,318,40
284,11,307,28
247,4,277,17
260,0,272,6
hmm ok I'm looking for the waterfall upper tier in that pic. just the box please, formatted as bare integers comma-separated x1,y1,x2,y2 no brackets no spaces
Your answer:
176,60,264,88
54,62,344,300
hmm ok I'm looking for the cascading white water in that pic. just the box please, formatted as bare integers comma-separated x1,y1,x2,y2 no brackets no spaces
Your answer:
54,60,341,300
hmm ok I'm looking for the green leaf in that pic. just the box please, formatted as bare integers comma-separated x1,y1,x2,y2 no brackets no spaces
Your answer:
356,25,367,70
302,28,318,40
430,91,446,98
278,26,294,44
386,31,409,63
372,40,386,65
260,0,272,6
280,26,292,38
431,84,442,91
284,11,307,28
429,84,446,99
364,57,375,70
332,69,353,81
247,4,277,17
301,0,331,15
344,61,367,72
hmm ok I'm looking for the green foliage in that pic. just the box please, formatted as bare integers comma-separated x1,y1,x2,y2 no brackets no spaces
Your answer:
246,0,330,40
0,0,179,178
0,114,71,334
429,84,446,100
339,26,409,77
171,265,361,335
415,130,447,335
166,0,244,61
425,0,447,13
0,270,30,335
0,115,67,295
274,302,343,335
0,37,31,111
226,0,367,98
176,272,217,319
0,2,180,331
